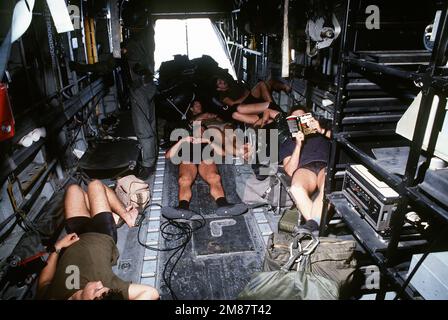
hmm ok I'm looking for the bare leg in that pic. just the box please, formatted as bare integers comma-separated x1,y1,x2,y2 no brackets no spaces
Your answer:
87,180,138,227
254,108,280,127
236,102,270,115
232,112,260,125
266,79,291,93
251,81,273,102
198,162,225,200
105,184,138,227
178,163,198,202
289,169,318,221
310,168,326,223
87,180,112,216
64,185,90,220
267,109,280,118
233,102,280,126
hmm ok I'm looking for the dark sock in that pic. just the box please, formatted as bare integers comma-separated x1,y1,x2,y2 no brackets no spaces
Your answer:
178,200,190,210
216,197,229,207
304,219,319,232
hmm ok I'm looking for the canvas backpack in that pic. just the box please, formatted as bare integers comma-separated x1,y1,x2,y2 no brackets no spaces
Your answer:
115,175,150,210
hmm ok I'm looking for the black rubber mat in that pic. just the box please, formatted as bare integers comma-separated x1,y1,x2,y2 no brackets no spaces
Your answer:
162,162,242,214
158,162,266,300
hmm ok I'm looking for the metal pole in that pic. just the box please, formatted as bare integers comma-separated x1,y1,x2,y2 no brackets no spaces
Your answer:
404,6,448,186
415,96,447,183
84,17,98,64
185,20,189,57
79,0,89,64
320,0,353,235
262,35,269,79
108,0,122,59
386,3,448,265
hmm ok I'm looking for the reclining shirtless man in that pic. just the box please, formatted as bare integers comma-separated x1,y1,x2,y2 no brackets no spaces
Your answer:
162,123,249,220
188,99,227,131
36,180,159,300
188,99,249,157
216,76,290,129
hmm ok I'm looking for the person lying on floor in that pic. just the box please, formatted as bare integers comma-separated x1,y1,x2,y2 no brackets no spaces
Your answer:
278,106,332,233
215,76,289,128
189,99,224,124
162,125,249,219
187,99,248,157
36,180,159,300
188,99,231,133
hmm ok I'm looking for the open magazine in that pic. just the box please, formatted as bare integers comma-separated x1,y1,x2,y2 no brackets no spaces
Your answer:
286,113,317,136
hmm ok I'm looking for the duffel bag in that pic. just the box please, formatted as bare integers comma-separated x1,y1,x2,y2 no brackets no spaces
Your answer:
262,232,358,299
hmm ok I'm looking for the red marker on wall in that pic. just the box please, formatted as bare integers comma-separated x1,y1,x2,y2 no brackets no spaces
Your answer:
0,83,15,142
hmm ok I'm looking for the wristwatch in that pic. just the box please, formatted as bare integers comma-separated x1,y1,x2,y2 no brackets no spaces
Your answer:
47,245,61,254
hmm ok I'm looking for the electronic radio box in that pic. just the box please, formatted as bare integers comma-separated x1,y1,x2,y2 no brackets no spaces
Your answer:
342,164,400,235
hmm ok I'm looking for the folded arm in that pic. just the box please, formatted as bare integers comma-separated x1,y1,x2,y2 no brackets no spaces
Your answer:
166,137,193,159
283,134,304,177
38,233,80,292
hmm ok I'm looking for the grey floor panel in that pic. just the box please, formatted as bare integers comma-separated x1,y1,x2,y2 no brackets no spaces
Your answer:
112,170,157,283
114,225,147,283
157,162,268,300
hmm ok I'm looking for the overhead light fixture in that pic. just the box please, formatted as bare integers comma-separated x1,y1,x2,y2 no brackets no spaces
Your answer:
46,0,75,33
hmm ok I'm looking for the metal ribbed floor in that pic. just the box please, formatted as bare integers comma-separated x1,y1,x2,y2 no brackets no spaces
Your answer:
113,152,275,300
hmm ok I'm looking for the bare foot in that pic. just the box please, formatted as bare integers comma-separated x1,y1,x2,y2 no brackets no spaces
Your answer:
253,118,263,128
261,110,270,128
123,206,139,227
253,110,270,128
